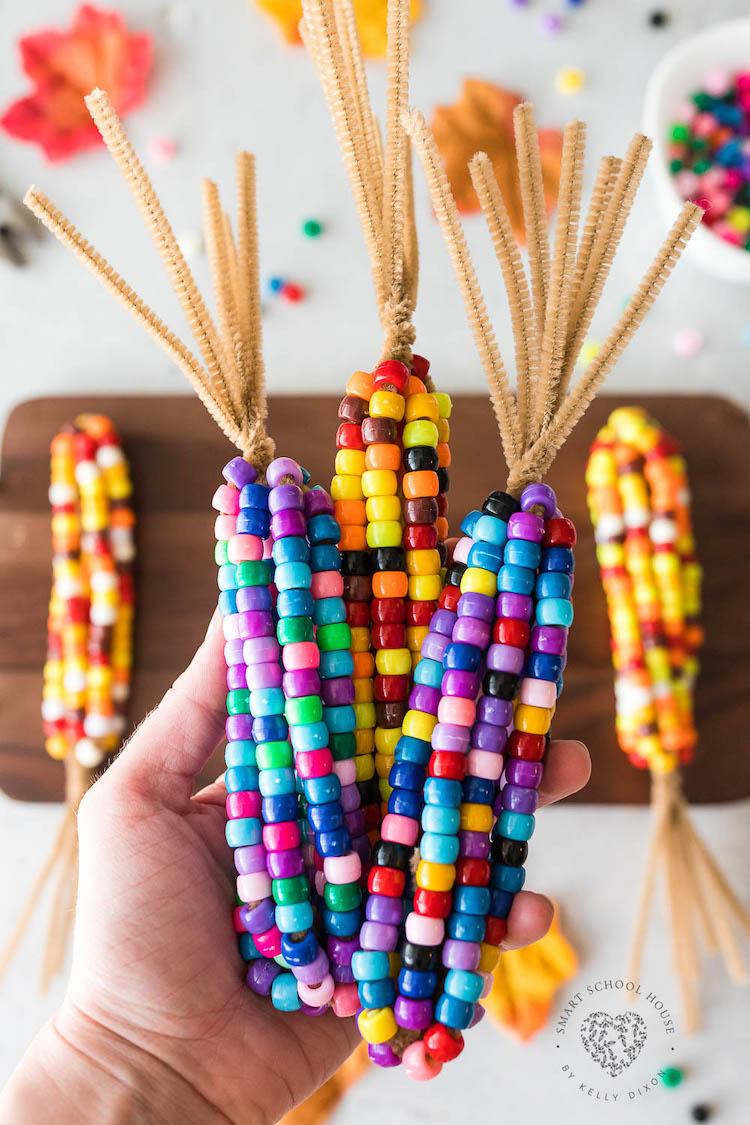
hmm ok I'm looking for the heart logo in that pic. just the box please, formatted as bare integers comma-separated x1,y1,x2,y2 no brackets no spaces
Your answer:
579,1011,648,1078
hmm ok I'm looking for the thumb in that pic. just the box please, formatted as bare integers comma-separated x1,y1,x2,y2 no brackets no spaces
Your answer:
105,612,227,808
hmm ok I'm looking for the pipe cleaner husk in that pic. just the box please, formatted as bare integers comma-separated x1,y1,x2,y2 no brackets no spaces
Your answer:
587,407,750,1033
0,415,134,991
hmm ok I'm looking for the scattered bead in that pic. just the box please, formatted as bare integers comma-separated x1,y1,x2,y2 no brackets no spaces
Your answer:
541,13,564,35
302,218,324,238
267,276,285,294
579,338,601,366
691,1105,713,1122
281,282,306,303
673,328,704,358
556,66,586,95
177,229,203,259
661,1065,685,1089
648,8,670,27
147,135,177,163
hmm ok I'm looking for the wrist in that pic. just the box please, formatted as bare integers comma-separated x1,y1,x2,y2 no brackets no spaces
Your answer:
1,1001,227,1124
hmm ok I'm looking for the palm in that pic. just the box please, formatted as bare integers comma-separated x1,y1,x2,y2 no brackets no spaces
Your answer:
71,777,358,1123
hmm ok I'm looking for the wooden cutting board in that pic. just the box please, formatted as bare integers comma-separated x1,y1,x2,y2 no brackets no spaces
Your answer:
2,393,748,805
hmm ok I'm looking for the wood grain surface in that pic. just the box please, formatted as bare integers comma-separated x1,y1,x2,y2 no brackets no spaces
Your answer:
1,394,748,805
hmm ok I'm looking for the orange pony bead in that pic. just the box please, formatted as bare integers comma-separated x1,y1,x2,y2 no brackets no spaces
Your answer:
346,370,374,400
372,571,409,599
365,443,402,471
402,470,439,499
339,525,367,551
334,499,367,526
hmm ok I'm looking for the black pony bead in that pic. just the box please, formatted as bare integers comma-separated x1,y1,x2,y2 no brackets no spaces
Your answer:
404,446,439,472
482,490,521,520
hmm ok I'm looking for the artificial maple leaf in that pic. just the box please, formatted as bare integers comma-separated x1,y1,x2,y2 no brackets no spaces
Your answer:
431,78,563,241
255,0,422,58
1,5,153,163
483,907,578,1042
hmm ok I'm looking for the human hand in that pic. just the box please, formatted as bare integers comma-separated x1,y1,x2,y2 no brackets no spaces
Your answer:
2,617,590,1124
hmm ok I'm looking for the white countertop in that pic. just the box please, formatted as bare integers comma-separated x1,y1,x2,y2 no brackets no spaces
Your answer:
1,0,749,1119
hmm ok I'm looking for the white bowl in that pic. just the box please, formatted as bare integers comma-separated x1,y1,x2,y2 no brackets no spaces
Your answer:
643,17,750,285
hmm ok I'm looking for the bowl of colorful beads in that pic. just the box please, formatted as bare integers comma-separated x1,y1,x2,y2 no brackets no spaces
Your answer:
644,17,750,284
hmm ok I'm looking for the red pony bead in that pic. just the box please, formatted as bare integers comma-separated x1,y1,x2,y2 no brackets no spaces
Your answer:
336,422,366,451
403,523,438,550
484,916,508,946
423,1022,464,1063
455,858,490,886
367,865,405,897
371,623,406,650
543,516,577,548
406,600,437,626
493,617,530,648
374,674,409,701
371,598,407,624
346,601,370,627
411,354,431,381
414,888,452,918
506,730,546,761
429,750,466,780
439,586,460,612
373,359,409,393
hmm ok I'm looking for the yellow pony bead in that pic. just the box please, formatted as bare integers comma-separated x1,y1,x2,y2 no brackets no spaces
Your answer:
375,648,411,676
406,625,429,652
515,704,553,735
436,417,450,443
369,390,405,421
355,754,376,782
375,751,393,778
331,474,364,501
367,520,402,548
416,860,456,892
374,726,401,754
405,549,440,576
404,392,439,424
354,678,374,703
378,777,393,801
335,448,366,476
460,803,493,833
358,1006,397,1044
361,469,398,498
433,392,453,418
366,494,401,522
402,709,437,741
478,943,500,973
408,574,442,602
353,702,376,729
460,567,496,597
350,626,372,653
354,728,375,755
402,419,438,448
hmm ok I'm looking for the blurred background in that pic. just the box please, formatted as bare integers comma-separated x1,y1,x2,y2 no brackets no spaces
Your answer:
0,1,749,1122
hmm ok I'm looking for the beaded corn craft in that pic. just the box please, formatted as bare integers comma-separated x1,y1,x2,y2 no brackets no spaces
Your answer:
44,414,134,771
587,407,750,1032
586,407,702,774
1,414,134,990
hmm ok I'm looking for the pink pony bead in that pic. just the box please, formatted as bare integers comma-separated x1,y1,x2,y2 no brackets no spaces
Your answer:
298,974,335,1008
452,536,472,564
224,639,245,666
223,613,241,640
283,641,320,671
212,484,240,514
405,911,444,946
331,983,360,1018
332,758,356,786
295,748,333,779
228,534,263,563
310,570,344,599
254,925,282,958
237,871,272,903
437,695,476,727
466,749,504,780
324,851,362,885
214,513,236,540
402,1040,442,1081
243,636,280,665
381,812,418,846
226,791,261,820
262,821,300,851
519,677,557,708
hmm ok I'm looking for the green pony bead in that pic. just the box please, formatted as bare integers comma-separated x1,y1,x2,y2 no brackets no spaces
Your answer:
285,695,323,725
236,560,273,587
277,616,314,645
256,740,294,770
329,732,356,761
226,689,251,715
324,881,362,912
317,622,352,652
214,539,230,565
272,875,309,905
